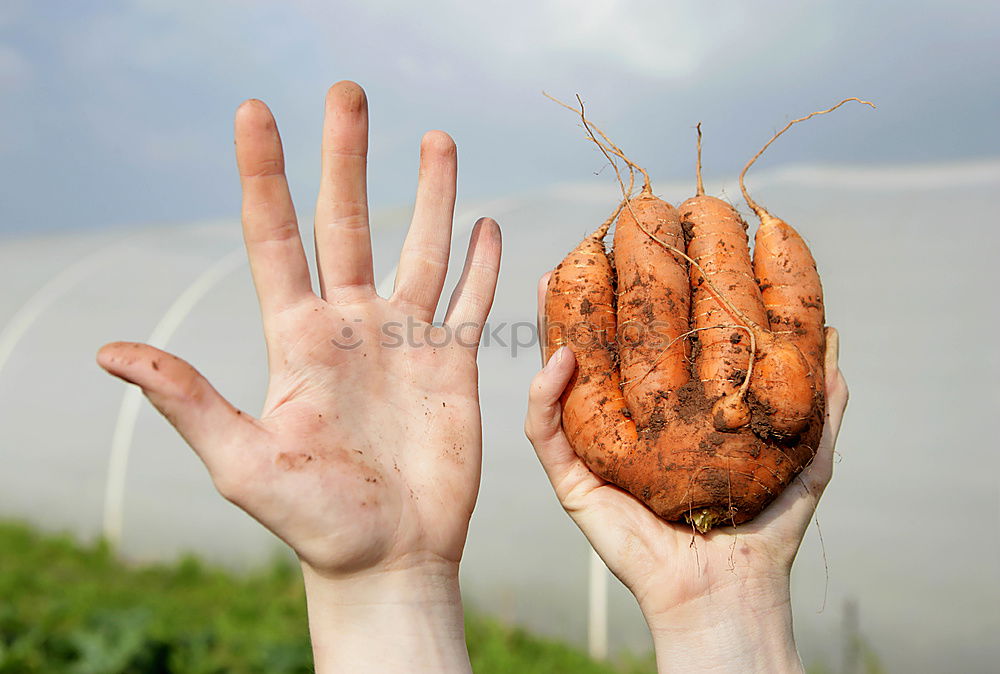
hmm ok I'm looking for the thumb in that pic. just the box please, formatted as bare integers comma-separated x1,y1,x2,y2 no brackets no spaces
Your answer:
97,342,259,475
525,346,574,446
524,346,595,495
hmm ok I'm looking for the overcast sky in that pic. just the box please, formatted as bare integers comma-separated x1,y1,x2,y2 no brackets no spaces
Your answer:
1,0,997,234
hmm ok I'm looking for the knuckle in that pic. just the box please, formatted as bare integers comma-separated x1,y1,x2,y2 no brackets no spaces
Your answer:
837,373,850,400
826,369,848,398
245,218,299,244
468,258,499,275
527,377,546,404
172,376,206,407
325,208,368,231
242,157,285,178
456,287,489,312
266,219,300,242
525,409,559,446
403,244,449,270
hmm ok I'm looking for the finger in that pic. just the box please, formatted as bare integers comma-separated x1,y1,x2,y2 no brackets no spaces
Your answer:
314,81,374,297
97,342,261,476
235,100,313,314
809,327,848,481
782,327,848,525
823,326,849,438
392,131,457,320
536,272,552,365
525,346,573,445
443,218,502,343
524,348,597,493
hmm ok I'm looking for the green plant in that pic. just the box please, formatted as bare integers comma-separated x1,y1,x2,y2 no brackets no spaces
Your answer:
0,521,650,673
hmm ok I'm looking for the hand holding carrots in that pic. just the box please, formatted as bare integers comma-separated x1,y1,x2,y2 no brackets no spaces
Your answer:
527,98,864,672
98,82,501,674
527,307,847,671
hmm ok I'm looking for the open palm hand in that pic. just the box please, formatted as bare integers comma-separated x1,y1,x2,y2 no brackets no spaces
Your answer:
98,82,501,582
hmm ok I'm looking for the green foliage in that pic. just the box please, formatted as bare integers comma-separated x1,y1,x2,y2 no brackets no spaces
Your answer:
465,617,654,674
0,522,650,673
0,522,312,673
0,521,878,673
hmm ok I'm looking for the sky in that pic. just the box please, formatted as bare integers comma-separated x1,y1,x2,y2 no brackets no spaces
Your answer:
1,0,998,234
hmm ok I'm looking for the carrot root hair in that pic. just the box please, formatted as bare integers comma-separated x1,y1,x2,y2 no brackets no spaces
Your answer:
626,216,765,334
622,323,756,399
544,91,651,197
739,97,876,219
592,196,629,240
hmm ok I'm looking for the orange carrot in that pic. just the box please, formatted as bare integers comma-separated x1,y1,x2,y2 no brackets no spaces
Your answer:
544,218,637,483
740,98,874,436
679,124,767,431
541,96,868,531
614,191,691,429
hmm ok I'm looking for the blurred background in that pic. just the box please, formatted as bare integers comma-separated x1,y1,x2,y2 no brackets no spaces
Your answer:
1,1,998,672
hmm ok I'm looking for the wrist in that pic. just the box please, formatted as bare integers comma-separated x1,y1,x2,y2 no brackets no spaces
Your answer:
301,557,471,674
642,576,802,673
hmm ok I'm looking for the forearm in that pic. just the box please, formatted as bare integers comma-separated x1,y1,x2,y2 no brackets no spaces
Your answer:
644,577,803,674
302,560,472,674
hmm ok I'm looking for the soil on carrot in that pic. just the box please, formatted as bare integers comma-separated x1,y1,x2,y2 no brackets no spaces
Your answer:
541,96,866,531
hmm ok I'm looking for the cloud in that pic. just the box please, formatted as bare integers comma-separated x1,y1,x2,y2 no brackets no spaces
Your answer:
293,0,752,81
530,0,714,79
326,0,843,86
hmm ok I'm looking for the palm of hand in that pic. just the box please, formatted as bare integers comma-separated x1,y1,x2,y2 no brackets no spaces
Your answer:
250,296,483,574
566,467,815,616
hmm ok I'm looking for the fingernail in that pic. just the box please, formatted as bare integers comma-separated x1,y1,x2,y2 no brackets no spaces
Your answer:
826,326,840,361
546,346,565,369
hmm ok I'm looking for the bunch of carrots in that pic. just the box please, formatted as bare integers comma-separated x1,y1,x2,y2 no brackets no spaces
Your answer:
543,97,872,532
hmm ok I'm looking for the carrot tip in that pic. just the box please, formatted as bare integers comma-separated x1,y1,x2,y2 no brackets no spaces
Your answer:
712,394,751,431
686,507,727,533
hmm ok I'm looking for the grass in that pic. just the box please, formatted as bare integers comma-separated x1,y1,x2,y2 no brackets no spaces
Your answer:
0,521,883,673
0,521,653,673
